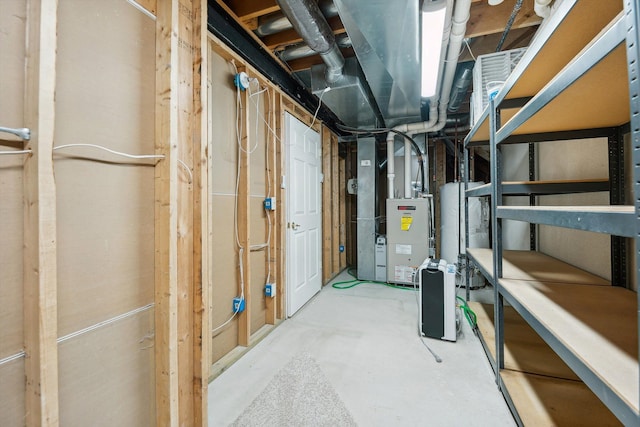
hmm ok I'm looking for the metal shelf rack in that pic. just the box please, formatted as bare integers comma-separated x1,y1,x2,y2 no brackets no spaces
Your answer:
462,1,640,425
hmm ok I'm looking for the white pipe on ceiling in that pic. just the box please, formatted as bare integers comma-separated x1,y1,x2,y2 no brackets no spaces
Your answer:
387,0,471,199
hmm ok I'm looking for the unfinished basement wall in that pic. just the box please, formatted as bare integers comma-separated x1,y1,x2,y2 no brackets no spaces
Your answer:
538,137,611,280
207,35,347,368
1,0,157,425
0,1,27,424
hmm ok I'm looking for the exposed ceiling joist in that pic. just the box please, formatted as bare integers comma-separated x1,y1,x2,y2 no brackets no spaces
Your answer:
459,26,538,62
466,0,541,38
223,0,280,20
264,15,345,50
287,47,355,72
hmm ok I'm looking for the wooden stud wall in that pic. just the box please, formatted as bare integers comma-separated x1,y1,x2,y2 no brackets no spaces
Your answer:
207,35,347,371
0,0,208,425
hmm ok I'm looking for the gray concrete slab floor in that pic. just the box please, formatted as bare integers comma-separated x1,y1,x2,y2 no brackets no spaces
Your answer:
208,270,515,426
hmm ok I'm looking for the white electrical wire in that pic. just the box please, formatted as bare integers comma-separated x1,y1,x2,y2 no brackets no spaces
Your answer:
305,87,330,134
177,158,193,184
53,143,164,160
0,149,32,156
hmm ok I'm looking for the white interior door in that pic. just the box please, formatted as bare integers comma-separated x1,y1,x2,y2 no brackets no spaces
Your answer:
285,113,322,316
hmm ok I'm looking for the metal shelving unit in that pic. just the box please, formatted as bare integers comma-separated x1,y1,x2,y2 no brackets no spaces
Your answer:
462,1,640,425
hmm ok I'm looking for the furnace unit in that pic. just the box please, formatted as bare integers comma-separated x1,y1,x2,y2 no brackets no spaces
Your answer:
386,198,430,285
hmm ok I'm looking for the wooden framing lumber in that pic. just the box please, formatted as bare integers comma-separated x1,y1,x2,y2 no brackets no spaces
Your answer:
331,133,340,276
237,66,252,347
155,1,181,424
339,150,347,270
266,88,278,325
23,0,60,424
275,93,286,320
322,126,333,283
155,0,209,424
192,0,209,424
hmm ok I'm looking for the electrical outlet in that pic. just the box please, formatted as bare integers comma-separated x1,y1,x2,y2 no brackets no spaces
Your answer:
264,197,276,211
265,283,276,298
233,297,245,313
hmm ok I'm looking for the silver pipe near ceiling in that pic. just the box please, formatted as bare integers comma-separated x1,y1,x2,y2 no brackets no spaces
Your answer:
279,34,352,62
276,0,345,83
255,0,339,36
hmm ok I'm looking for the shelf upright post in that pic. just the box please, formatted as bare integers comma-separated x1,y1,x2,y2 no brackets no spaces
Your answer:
489,98,505,380
608,127,627,287
528,143,536,251
464,145,470,301
623,0,640,418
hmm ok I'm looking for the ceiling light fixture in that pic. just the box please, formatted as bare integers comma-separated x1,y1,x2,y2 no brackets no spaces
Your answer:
421,1,447,98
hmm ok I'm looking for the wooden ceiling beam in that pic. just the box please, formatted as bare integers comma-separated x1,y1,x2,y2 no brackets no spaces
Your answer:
459,25,538,62
263,15,345,49
466,0,541,38
222,0,280,21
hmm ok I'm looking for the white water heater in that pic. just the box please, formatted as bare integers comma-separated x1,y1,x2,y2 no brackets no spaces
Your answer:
386,198,431,284
440,182,489,265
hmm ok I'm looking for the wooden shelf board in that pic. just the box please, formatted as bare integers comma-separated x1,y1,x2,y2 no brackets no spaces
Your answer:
501,370,621,427
499,279,639,413
466,248,610,285
466,179,609,197
470,302,579,380
467,1,623,144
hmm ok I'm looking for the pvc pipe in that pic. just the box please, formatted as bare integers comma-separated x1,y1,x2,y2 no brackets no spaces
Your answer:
404,139,412,198
534,0,552,18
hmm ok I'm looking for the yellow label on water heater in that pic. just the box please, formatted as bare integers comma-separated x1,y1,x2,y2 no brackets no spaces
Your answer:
401,216,413,231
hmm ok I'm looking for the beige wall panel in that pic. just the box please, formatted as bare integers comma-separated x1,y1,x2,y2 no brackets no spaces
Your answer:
58,308,155,426
211,195,240,363
0,0,26,359
538,193,611,280
538,138,610,279
248,89,268,196
55,0,155,336
0,357,25,426
210,52,240,195
250,197,268,333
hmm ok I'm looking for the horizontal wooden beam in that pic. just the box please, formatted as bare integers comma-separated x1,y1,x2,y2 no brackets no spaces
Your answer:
223,0,279,21
263,15,345,49
460,26,537,62
466,0,541,39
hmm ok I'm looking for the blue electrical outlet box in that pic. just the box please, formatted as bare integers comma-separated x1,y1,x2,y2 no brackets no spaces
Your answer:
264,197,276,211
265,283,276,298
339,245,345,253
233,297,245,313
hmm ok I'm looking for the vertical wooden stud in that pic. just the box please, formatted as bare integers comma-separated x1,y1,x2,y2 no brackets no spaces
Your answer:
275,94,286,319
237,67,251,346
23,0,59,424
192,0,209,424
331,134,340,276
339,151,347,270
321,126,332,283
266,87,278,325
155,0,180,424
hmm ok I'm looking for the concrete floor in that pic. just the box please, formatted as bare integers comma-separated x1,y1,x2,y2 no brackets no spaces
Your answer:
208,270,515,426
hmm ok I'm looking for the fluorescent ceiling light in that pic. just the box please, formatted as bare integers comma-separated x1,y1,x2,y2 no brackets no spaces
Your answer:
421,5,447,98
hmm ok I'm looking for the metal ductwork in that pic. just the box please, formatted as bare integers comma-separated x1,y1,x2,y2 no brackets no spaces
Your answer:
255,0,339,36
448,62,474,113
279,34,351,62
276,0,345,83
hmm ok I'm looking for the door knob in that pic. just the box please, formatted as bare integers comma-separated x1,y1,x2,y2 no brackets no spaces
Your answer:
291,222,300,230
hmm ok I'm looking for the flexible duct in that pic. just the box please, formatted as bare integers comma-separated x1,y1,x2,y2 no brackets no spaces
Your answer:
276,0,345,83
255,0,339,36
387,0,472,199
279,34,351,62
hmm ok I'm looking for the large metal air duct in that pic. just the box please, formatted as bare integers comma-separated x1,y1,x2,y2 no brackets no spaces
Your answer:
255,0,339,36
276,0,345,83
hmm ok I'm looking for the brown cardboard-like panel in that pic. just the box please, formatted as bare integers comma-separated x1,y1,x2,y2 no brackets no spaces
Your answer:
250,197,268,334
210,50,241,195
501,370,620,426
0,0,26,359
211,195,240,363
0,357,25,426
58,307,155,426
471,302,578,380
55,0,155,336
